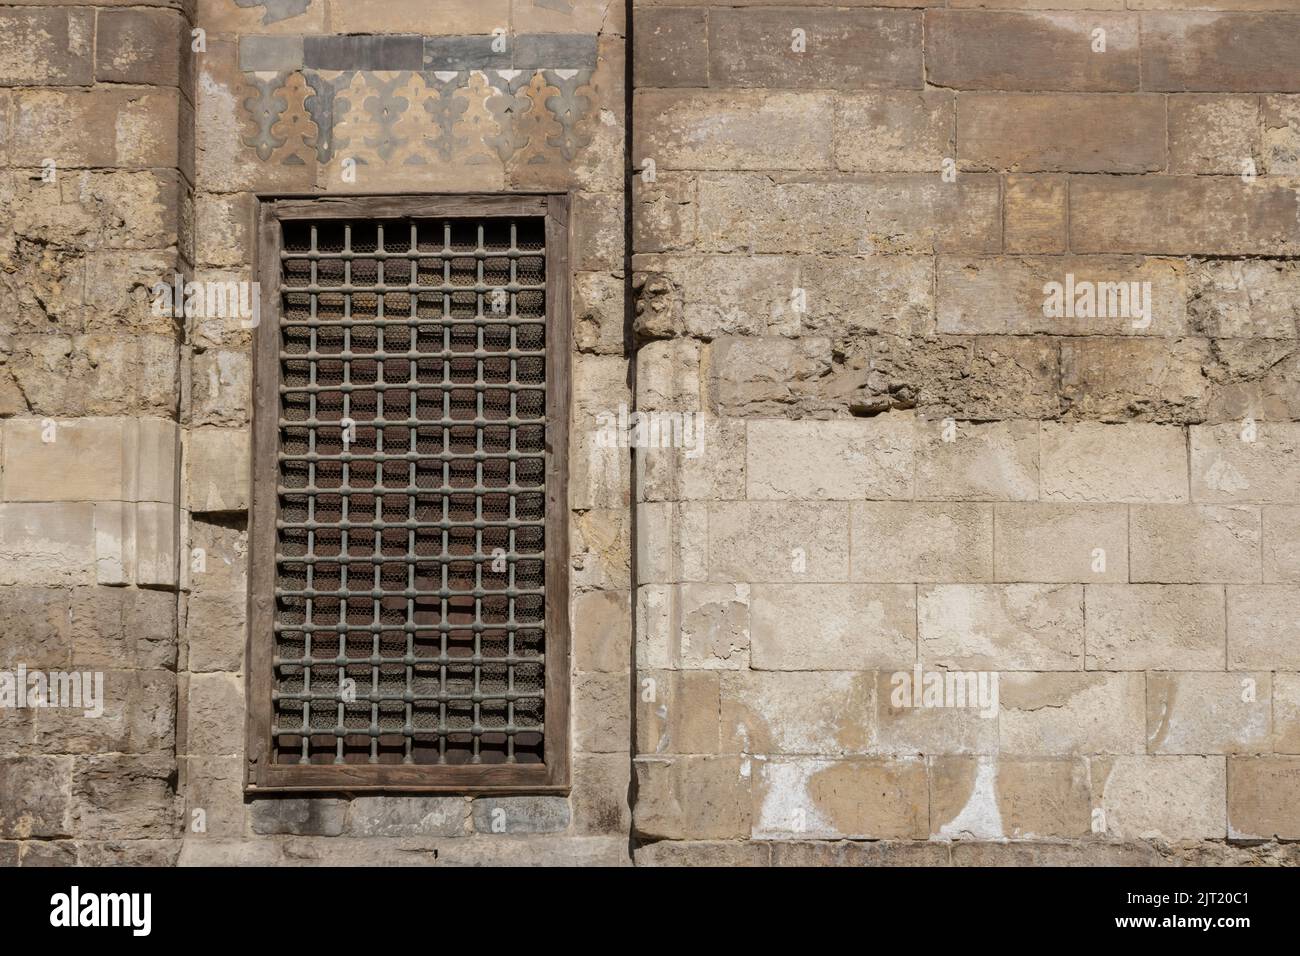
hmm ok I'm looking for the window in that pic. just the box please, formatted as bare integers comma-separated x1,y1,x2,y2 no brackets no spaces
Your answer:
246,195,570,792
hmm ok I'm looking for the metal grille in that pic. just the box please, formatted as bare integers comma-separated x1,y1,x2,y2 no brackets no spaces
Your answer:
272,217,548,767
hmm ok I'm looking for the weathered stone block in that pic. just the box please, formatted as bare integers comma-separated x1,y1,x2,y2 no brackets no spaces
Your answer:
708,9,922,90
0,8,92,86
1130,505,1261,583
1070,177,1300,256
1040,422,1188,502
570,753,631,836
1142,13,1300,92
632,171,696,253
635,90,833,171
0,587,72,668
720,671,874,756
187,427,250,513
572,508,631,591
937,255,1188,336
573,671,629,753
771,840,948,867
1228,756,1300,840
1191,422,1300,503
348,797,468,837
249,798,347,837
706,336,831,417
1059,336,1211,422
633,755,751,840
1085,584,1226,670
747,415,914,501
78,577,145,672
35,669,175,755
184,672,244,757
950,841,1162,867
750,584,915,670
637,582,749,670
572,191,623,273
1264,505,1300,582
1000,673,1145,755
926,11,1139,91
2,417,178,504
851,502,993,582
637,501,706,584
708,501,849,583
181,755,245,839
1187,259,1300,338
633,7,707,87
1274,673,1300,754
72,754,179,839
875,670,1000,755
1147,672,1271,754
572,589,631,673
186,518,248,593
914,420,1039,501
1093,755,1226,840
958,93,1163,172
573,271,625,355
638,840,772,867
19,840,77,866
931,756,1090,840
637,253,934,340
834,90,953,172
1263,94,1300,175
696,173,1002,255
995,503,1128,583
751,756,928,839
327,0,503,34
919,584,1084,671
638,417,746,503
472,797,570,834
93,500,179,588
1203,339,1300,423
190,349,251,426
0,756,72,839
185,590,246,673
636,669,721,755
1228,585,1300,669
1004,174,1067,253
634,337,698,410
0,502,97,586
12,88,185,170
96,8,187,87
1169,94,1261,174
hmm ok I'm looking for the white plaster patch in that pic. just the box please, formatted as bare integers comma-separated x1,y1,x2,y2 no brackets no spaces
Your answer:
938,756,1004,841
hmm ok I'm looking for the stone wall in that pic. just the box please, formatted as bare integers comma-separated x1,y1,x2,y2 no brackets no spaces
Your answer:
3,0,1300,868
1,0,192,866
629,0,1300,865
2,0,632,866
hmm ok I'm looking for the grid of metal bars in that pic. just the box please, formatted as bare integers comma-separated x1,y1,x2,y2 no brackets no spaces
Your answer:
272,216,549,767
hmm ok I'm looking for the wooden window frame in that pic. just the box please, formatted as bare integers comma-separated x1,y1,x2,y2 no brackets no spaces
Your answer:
245,194,571,794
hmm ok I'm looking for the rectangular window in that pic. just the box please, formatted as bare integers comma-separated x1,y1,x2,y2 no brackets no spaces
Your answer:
246,196,570,792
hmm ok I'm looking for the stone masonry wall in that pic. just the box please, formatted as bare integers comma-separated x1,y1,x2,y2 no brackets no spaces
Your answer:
5,0,1300,869
0,0,193,866
2,0,632,867
630,0,1300,865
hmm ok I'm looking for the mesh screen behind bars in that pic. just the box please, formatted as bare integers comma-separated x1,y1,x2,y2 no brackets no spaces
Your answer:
273,217,548,766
